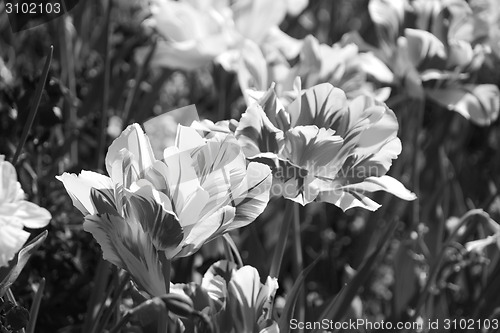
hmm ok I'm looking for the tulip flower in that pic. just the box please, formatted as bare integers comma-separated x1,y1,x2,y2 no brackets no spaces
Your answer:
58,123,272,296
173,260,279,333
234,82,416,210
137,0,301,71
0,156,51,268
237,36,393,106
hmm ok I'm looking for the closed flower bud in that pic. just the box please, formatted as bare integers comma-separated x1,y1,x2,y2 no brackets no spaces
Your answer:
160,293,196,318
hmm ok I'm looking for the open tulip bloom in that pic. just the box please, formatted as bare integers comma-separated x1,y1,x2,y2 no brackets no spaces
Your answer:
0,156,51,268
233,82,416,210
58,124,272,296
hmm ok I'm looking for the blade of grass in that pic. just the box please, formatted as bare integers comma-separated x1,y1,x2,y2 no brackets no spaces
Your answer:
269,199,295,278
61,16,78,167
311,219,399,333
122,39,158,126
291,203,305,332
12,45,53,165
278,253,323,332
411,209,491,320
26,278,45,333
96,0,113,171
91,272,130,333
81,259,111,333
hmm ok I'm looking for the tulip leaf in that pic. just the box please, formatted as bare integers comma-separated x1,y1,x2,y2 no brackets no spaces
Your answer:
0,231,48,297
392,242,419,320
311,220,397,333
277,253,323,332
426,84,500,126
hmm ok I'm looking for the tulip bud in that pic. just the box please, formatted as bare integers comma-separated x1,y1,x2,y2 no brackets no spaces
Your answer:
160,293,196,318
5,305,30,330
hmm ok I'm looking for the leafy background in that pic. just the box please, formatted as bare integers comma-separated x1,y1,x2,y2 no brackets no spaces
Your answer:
1,0,500,332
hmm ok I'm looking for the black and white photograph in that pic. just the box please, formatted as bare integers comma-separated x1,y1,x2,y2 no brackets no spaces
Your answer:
0,0,499,332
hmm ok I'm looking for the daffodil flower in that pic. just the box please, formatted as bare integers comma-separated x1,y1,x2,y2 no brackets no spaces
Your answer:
234,82,416,210
173,260,279,333
58,124,272,296
0,156,51,268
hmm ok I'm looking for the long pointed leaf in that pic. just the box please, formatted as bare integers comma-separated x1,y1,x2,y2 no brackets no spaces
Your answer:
0,231,48,297
278,253,323,332
312,220,398,332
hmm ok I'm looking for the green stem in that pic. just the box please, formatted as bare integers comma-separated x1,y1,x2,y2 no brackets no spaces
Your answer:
223,234,244,268
291,203,305,332
269,199,295,278
158,252,171,294
411,209,491,319
12,45,53,165
97,0,113,171
93,272,130,333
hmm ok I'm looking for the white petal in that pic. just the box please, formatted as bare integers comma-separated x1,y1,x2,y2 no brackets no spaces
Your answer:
9,201,51,229
84,214,167,297
341,175,417,201
105,124,156,180
56,171,114,215
0,222,29,268
0,159,24,205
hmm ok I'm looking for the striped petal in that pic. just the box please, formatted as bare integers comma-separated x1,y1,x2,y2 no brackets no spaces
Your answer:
56,171,114,215
125,185,183,255
84,213,167,297
106,124,156,184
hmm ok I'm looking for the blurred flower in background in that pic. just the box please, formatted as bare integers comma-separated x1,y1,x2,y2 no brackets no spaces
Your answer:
58,122,272,296
0,156,51,268
343,0,500,125
237,35,394,105
136,0,304,70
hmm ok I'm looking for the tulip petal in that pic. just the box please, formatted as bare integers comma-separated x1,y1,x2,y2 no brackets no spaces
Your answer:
233,0,287,43
235,103,284,158
426,84,500,126
57,171,114,215
318,188,382,211
106,124,156,182
287,83,348,130
225,162,272,229
126,185,184,254
341,175,417,201
283,126,344,171
84,214,167,296
227,265,261,331
177,206,236,257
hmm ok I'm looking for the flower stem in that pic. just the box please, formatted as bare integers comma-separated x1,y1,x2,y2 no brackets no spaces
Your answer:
223,234,244,268
269,199,295,278
12,45,52,165
96,0,113,171
158,251,171,294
